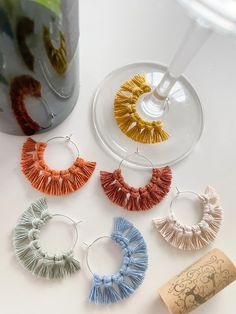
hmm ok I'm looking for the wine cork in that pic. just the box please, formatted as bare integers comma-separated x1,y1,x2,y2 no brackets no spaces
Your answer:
159,249,236,314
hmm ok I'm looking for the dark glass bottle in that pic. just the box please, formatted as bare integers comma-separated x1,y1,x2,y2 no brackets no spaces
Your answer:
0,0,79,135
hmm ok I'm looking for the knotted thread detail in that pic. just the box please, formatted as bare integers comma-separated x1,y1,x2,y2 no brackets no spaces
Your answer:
100,167,172,211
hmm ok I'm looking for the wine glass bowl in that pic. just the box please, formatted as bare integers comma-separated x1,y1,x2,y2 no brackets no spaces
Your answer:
0,0,79,135
93,62,204,168
178,0,236,35
93,0,236,167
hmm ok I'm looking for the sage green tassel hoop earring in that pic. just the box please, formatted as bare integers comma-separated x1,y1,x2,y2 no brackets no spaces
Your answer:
13,198,81,279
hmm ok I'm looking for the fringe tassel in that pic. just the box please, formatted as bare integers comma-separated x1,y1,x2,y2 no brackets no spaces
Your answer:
121,79,143,96
153,186,223,250
117,279,134,299
21,138,96,196
115,114,135,133
60,171,75,195
132,75,152,92
89,274,103,304
113,216,131,233
13,198,81,279
114,74,169,144
153,122,169,142
45,173,62,196
100,167,172,211
88,217,148,304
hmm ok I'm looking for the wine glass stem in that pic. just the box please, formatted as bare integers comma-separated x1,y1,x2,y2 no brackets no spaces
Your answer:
153,20,212,101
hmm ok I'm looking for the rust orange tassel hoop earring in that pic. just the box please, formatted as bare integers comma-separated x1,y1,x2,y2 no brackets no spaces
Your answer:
21,136,96,196
100,150,172,211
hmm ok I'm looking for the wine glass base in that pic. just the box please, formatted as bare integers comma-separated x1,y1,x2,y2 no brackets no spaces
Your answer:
92,62,204,168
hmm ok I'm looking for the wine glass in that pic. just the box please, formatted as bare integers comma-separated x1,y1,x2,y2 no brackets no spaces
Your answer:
93,0,236,167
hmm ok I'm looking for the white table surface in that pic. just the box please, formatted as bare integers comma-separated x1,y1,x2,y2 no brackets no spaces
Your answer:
1,0,236,313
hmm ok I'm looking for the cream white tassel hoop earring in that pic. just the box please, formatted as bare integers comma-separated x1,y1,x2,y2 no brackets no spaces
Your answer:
13,198,81,279
153,186,223,250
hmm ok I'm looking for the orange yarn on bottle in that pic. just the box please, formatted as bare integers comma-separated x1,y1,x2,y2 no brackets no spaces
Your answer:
10,75,41,135
21,138,96,196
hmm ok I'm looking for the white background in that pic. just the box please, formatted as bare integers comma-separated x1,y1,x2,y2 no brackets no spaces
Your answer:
1,0,236,313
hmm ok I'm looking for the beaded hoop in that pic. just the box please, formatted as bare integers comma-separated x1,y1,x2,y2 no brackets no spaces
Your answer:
13,198,81,279
87,217,148,304
21,136,96,196
100,151,172,211
153,186,223,250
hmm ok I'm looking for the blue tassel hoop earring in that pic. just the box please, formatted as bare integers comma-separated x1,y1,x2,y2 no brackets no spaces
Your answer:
86,217,148,304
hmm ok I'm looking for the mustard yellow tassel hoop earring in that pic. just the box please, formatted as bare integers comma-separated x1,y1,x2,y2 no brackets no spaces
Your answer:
114,74,169,144
39,18,74,100
92,61,204,168
43,25,68,75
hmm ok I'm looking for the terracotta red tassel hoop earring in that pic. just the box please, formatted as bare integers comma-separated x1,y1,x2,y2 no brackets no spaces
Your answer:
100,150,172,211
21,136,96,196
